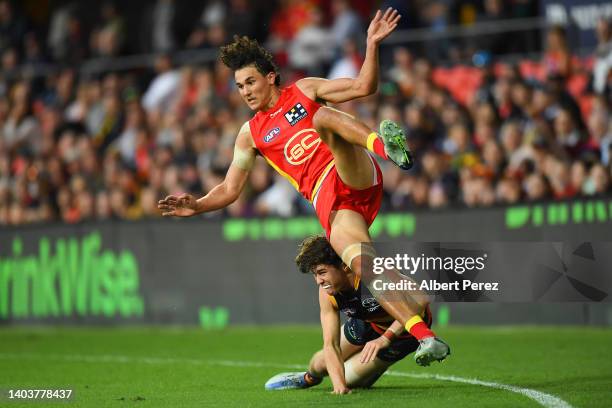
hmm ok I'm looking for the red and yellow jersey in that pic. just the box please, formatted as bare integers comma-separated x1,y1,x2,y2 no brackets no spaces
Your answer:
249,83,334,202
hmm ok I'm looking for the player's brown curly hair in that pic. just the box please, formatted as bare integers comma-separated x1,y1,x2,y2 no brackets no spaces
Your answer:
295,235,343,274
219,35,280,86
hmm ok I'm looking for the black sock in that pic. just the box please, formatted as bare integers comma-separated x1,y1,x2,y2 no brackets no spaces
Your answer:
304,372,322,385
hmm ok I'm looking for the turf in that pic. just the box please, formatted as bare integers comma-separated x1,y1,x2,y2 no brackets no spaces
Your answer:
0,326,611,407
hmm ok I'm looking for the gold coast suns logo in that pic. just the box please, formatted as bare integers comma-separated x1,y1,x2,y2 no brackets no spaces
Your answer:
284,128,321,165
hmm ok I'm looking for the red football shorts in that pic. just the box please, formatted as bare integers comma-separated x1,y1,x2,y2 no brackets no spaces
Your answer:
312,154,383,239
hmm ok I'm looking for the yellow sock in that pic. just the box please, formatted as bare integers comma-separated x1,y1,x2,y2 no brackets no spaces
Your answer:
366,132,378,153
366,132,388,159
405,315,424,332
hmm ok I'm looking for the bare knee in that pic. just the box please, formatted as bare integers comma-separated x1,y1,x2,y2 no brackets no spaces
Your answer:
313,108,337,143
340,243,383,291
313,106,334,130
345,357,389,388
346,254,376,280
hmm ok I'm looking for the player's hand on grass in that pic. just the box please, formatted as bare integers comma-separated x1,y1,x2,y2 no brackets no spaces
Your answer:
158,194,198,217
359,336,391,364
367,7,401,45
332,385,352,395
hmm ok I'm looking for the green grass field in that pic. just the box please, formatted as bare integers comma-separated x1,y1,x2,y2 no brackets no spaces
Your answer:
1,326,611,407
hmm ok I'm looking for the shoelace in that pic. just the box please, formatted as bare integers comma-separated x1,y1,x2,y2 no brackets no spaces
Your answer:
392,135,411,164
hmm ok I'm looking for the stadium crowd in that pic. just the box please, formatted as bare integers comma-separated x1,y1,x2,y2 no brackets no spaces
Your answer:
0,0,611,225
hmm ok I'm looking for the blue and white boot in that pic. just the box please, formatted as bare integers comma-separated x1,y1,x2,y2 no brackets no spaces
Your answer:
264,372,321,390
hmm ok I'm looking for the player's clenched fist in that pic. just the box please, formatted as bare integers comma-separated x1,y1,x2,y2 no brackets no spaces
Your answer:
158,194,198,217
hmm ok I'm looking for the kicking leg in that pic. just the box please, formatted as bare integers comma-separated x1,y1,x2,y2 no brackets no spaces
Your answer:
328,209,450,365
328,210,429,324
314,108,376,190
313,106,413,172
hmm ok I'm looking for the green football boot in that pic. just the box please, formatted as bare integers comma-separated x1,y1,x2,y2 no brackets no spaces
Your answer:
379,119,414,170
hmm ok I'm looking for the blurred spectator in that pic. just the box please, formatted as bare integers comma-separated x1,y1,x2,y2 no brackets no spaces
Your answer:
140,186,160,217
330,0,363,53
268,0,315,62
587,163,610,196
199,0,225,28
524,173,551,201
496,177,521,204
47,4,86,63
570,161,587,195
90,2,125,58
462,176,495,207
255,176,298,217
593,17,612,97
225,0,257,39
509,80,532,122
2,81,39,152
328,38,362,80
410,175,430,208
481,140,505,178
1,46,17,76
473,51,496,104
91,90,123,152
474,0,509,56
586,108,612,165
428,181,448,208
404,101,437,155
554,107,585,159
151,0,177,53
387,47,414,97
115,101,147,165
543,26,571,79
547,159,575,199
22,32,47,67
142,54,180,114
421,2,450,61
289,7,333,76
443,123,477,167
185,23,208,50
0,0,25,52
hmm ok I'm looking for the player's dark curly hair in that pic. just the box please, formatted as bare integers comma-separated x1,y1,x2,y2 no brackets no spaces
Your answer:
295,235,343,274
219,35,280,86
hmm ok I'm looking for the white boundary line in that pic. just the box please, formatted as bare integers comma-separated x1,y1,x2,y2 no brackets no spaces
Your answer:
385,371,573,408
0,353,574,408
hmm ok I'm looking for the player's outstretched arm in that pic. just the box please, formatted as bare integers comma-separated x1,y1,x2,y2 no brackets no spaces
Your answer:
158,122,255,217
319,288,351,395
297,7,401,104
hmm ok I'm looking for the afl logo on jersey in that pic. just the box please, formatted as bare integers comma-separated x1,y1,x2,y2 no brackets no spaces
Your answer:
264,127,280,143
284,128,321,165
361,297,380,312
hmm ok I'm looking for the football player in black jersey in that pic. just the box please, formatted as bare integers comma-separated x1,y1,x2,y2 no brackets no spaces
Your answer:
264,235,448,394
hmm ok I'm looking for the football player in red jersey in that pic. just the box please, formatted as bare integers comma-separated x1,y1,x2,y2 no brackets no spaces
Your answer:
158,8,450,365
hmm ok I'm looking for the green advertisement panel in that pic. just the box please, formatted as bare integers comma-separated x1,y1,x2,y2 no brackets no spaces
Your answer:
1,199,611,326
